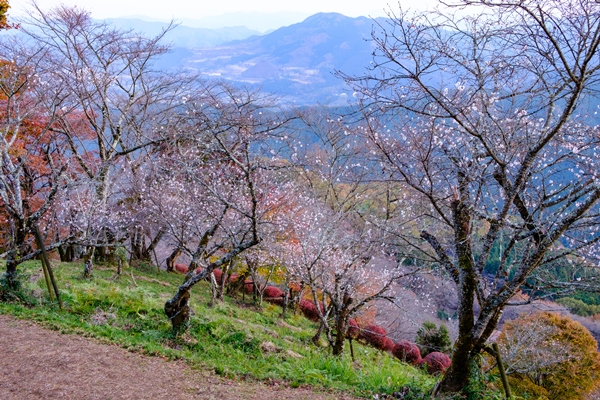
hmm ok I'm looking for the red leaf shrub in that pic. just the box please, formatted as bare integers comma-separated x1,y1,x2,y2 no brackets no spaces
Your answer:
263,286,284,298
347,318,360,339
195,266,203,274
264,286,284,305
422,351,451,374
212,269,223,284
393,340,422,365
244,280,254,293
361,325,387,349
299,299,321,321
228,273,239,283
267,297,284,306
383,337,395,353
174,263,188,274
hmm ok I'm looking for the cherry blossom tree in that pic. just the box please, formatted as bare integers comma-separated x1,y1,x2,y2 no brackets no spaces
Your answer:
18,4,191,261
137,82,295,331
277,112,415,355
281,197,412,355
343,0,600,395
0,39,72,286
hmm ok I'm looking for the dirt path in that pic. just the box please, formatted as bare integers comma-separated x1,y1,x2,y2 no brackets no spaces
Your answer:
0,315,353,400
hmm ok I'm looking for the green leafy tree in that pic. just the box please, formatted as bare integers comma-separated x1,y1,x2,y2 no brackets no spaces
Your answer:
415,321,452,357
556,297,600,317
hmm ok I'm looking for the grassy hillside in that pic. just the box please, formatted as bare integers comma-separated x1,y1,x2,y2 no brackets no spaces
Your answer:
0,260,438,398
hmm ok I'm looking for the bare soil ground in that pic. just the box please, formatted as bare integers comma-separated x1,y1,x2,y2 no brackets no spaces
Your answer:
0,314,353,400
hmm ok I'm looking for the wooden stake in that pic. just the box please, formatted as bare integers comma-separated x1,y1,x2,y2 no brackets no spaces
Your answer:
493,343,511,399
32,225,62,309
38,243,54,302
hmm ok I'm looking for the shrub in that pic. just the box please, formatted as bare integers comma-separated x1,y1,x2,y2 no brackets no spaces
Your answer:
346,318,360,339
382,337,395,353
243,280,254,294
360,325,387,350
392,340,422,365
498,311,600,400
212,269,223,284
506,375,549,400
422,352,451,374
0,271,33,304
299,299,321,321
415,321,451,357
263,286,284,306
263,285,283,299
174,263,188,274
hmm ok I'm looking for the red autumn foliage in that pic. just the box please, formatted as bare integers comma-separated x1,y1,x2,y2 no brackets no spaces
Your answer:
361,325,387,349
263,285,284,305
392,340,422,365
299,299,323,322
382,337,395,353
347,318,360,339
174,263,188,274
212,269,223,284
244,280,254,293
422,351,451,374
263,285,284,298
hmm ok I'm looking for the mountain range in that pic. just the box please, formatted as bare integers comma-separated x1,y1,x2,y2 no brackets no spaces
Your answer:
111,13,385,105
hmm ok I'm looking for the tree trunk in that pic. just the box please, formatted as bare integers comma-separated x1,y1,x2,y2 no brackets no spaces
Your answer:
165,248,181,272
57,245,66,262
131,228,164,263
281,287,290,318
4,259,18,290
83,258,93,278
164,238,259,332
332,309,350,356
4,219,28,289
165,288,191,332
312,321,325,345
332,320,347,356
209,271,219,306
57,244,75,262
216,261,230,301
435,334,475,394
130,226,146,261
436,196,477,395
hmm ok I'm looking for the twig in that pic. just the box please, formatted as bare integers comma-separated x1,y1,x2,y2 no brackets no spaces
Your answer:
130,270,138,287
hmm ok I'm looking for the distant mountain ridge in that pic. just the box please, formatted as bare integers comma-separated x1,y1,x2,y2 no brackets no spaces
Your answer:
103,18,261,48
115,11,311,33
104,13,384,105
178,13,384,105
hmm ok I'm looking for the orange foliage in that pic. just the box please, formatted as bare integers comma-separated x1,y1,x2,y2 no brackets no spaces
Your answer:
0,1,10,30
0,59,95,252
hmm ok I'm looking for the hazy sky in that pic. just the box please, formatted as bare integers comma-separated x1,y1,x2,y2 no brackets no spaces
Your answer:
11,0,441,20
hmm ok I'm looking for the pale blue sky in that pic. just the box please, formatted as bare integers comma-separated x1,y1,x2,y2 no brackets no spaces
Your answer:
11,0,441,21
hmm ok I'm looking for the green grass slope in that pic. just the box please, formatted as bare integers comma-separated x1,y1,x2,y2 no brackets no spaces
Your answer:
0,261,436,398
